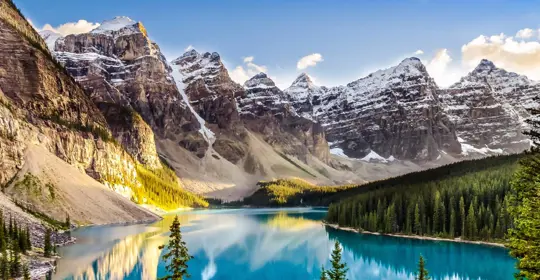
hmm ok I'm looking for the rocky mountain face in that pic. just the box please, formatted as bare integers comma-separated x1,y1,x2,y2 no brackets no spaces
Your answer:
286,58,462,161
0,1,156,223
170,50,248,162
40,17,340,197
440,59,534,154
44,16,204,162
238,73,330,163
24,11,535,201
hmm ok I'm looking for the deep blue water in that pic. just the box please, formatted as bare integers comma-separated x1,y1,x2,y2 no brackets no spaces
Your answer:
54,208,516,280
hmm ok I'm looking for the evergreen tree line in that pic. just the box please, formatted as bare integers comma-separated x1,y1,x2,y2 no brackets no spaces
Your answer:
0,210,32,279
327,156,519,242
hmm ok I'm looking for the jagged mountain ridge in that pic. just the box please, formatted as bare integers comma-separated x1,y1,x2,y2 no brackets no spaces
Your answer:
42,16,359,200
238,72,330,163
43,16,205,164
285,58,462,161
35,13,536,198
439,59,534,154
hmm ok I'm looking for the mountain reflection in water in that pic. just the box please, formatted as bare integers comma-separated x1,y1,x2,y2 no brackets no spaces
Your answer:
54,208,515,280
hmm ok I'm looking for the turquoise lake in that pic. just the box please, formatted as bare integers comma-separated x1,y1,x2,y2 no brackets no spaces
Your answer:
53,208,516,280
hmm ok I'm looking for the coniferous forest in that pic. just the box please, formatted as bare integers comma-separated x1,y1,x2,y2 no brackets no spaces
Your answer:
326,154,520,242
0,210,32,279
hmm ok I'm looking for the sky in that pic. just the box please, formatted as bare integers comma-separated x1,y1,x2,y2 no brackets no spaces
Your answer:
16,0,540,89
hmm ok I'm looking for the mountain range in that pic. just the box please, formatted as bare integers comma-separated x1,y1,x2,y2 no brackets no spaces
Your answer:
0,9,535,223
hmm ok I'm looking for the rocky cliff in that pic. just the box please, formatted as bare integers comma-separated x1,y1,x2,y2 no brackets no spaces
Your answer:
42,18,351,199
170,50,248,162
45,16,204,161
440,59,534,154
0,0,157,223
286,58,462,161
238,73,330,163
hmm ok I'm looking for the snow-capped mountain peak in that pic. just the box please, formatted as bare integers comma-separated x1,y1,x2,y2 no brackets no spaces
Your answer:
91,16,136,32
291,73,316,88
472,59,497,74
89,16,147,38
178,49,200,60
244,72,276,89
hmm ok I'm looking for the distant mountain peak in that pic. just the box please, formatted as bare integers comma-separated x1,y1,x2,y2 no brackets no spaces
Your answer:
203,51,221,62
472,59,497,74
178,49,200,60
244,72,276,89
90,16,141,35
291,73,315,88
396,57,426,72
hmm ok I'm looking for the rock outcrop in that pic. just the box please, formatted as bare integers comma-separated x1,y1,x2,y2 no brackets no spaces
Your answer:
440,59,534,154
171,50,248,163
286,58,462,161
238,73,330,163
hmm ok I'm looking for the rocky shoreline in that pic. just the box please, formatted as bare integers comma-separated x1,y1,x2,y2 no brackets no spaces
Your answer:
324,223,505,248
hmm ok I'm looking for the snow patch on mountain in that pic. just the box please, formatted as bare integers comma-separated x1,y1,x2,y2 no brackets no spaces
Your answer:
91,16,137,33
329,147,348,158
170,62,216,144
361,150,394,163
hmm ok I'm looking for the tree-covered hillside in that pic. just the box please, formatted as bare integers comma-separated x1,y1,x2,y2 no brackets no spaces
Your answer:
326,154,522,242
245,155,521,210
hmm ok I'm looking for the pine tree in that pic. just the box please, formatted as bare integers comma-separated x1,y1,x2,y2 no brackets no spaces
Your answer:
18,229,26,254
414,203,422,235
0,255,8,280
25,226,31,251
65,214,71,229
508,153,540,279
159,216,192,280
23,264,30,280
466,203,477,240
459,196,466,237
326,241,348,280
320,266,329,280
0,218,5,254
415,255,430,280
10,241,21,278
433,191,441,234
44,228,52,257
8,217,13,238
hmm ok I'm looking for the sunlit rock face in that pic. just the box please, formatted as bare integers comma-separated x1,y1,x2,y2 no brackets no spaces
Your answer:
285,58,462,161
0,3,156,224
0,6,136,189
42,16,205,160
440,59,534,154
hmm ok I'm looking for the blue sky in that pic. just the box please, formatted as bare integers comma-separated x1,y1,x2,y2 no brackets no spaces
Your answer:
16,0,540,88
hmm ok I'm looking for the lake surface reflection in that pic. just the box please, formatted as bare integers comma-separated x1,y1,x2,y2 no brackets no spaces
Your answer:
54,208,516,280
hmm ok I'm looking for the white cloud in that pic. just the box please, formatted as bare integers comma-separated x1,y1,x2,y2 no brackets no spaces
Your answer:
425,49,464,87
461,32,540,80
33,19,100,36
414,50,424,55
516,28,534,39
229,56,268,85
297,53,323,70
184,45,194,52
